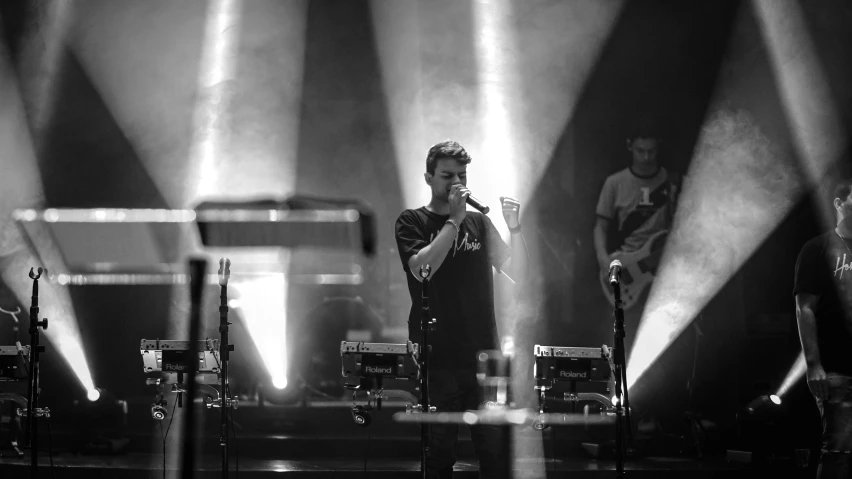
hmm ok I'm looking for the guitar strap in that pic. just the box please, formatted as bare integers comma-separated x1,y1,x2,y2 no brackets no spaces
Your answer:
612,170,680,253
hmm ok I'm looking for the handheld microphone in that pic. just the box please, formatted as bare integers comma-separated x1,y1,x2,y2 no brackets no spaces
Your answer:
466,195,490,214
608,259,622,285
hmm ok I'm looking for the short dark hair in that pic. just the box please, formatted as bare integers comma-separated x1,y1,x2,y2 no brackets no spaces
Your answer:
426,140,472,175
833,178,852,205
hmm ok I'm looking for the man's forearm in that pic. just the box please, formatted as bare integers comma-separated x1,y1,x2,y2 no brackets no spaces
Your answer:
796,307,821,367
408,223,457,280
593,224,609,263
509,231,527,282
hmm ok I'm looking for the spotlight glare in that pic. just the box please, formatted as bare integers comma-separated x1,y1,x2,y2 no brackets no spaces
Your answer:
753,0,845,210
0,39,96,403
87,388,101,402
627,110,801,390
472,0,520,224
186,0,242,202
769,394,781,406
775,352,806,397
628,0,848,392
272,376,288,390
228,252,289,397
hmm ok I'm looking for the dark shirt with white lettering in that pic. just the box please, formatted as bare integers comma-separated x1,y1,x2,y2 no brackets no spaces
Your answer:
395,207,511,371
794,231,852,376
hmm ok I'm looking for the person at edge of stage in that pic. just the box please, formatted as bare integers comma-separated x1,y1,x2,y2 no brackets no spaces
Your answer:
795,178,852,479
394,139,527,479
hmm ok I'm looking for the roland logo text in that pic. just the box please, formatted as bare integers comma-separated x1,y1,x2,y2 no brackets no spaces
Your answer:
365,365,392,374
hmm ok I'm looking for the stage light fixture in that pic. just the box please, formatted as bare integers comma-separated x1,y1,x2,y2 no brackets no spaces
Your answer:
272,376,288,390
87,388,101,402
745,394,783,420
728,392,790,464
72,388,130,454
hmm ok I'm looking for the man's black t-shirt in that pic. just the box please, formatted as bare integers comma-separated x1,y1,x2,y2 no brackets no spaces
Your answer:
395,207,511,371
794,231,852,376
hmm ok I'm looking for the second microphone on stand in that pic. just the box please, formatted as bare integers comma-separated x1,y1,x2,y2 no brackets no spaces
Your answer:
608,259,622,286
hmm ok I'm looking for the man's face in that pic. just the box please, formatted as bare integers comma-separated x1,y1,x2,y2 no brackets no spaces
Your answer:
837,190,852,225
628,137,659,168
425,158,467,201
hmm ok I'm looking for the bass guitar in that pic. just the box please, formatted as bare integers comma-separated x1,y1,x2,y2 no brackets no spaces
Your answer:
599,230,668,310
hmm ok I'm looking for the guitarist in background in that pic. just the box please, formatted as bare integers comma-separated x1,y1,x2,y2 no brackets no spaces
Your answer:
593,122,678,353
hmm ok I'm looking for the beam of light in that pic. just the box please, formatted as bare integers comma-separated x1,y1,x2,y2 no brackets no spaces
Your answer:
775,352,806,397
59,0,308,471
70,0,308,392
471,0,520,232
224,251,289,390
0,15,96,399
373,0,623,213
185,0,243,205
369,0,468,209
174,0,309,391
752,0,845,225
751,2,845,402
179,0,307,207
13,0,73,134
627,110,802,390
472,0,625,223
471,2,624,476
68,0,309,390
627,0,846,390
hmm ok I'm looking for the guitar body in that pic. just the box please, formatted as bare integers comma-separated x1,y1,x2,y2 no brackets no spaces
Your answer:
599,230,669,310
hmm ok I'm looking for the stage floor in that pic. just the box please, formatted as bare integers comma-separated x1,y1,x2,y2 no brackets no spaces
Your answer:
0,398,817,478
0,452,816,478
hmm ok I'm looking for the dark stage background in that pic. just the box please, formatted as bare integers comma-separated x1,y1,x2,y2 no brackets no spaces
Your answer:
0,0,851,460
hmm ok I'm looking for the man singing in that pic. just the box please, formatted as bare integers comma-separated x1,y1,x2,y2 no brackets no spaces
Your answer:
794,178,852,478
395,140,527,478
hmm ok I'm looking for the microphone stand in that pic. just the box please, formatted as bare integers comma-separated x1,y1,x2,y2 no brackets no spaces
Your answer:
681,318,704,459
610,276,631,478
24,267,49,479
213,258,238,478
418,264,435,479
181,258,207,479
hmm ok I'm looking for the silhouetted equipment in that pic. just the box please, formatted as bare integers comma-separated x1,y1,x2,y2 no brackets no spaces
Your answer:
71,389,130,454
341,341,419,381
0,345,29,381
341,341,420,427
12,196,376,285
140,340,222,375
195,197,375,255
292,297,385,397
